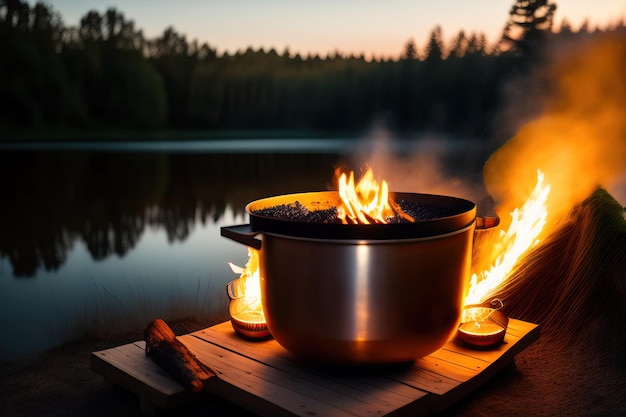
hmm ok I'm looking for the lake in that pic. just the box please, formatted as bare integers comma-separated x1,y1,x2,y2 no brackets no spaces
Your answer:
0,136,496,359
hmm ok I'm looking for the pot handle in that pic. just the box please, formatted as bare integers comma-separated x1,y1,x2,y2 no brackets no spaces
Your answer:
220,224,262,250
475,216,500,230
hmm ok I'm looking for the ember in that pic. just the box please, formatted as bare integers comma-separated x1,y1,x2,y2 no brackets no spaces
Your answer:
396,200,460,222
252,201,339,223
252,200,455,224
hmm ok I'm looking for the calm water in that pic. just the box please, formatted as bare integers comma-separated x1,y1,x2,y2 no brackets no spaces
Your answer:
0,137,495,359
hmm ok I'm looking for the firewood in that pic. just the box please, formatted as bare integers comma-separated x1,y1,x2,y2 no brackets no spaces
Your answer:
144,318,215,393
361,211,380,224
389,198,415,223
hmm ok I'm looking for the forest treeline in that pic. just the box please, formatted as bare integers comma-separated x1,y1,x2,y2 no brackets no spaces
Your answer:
1,0,624,137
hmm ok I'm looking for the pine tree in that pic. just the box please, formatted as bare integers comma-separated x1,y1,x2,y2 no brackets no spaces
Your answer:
499,0,557,56
424,26,444,61
402,38,418,60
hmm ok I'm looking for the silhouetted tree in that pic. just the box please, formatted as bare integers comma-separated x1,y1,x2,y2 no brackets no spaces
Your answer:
1,0,623,137
402,38,418,60
559,18,573,34
449,30,469,58
0,0,70,126
64,8,167,128
79,10,103,42
149,26,201,126
467,33,488,55
579,18,591,34
500,0,557,57
424,26,444,61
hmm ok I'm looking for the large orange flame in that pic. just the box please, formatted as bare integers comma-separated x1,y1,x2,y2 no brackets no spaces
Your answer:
464,169,550,307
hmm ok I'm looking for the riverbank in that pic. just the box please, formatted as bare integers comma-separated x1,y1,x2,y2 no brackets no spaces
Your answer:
0,128,371,143
2,319,625,417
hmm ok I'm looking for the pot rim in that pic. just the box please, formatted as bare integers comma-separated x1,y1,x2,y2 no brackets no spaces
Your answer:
243,190,476,240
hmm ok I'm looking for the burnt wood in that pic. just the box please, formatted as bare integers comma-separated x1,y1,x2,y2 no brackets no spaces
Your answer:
143,318,215,393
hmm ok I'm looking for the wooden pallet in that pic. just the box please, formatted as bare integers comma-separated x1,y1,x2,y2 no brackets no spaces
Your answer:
91,319,539,416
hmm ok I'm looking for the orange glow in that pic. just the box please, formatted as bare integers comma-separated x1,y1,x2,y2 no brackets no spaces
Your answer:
484,35,626,232
458,319,504,337
228,249,265,324
458,299,509,347
336,167,413,224
464,170,550,306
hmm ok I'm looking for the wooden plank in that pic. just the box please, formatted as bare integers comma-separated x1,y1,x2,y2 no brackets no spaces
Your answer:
504,319,538,338
358,318,540,412
422,319,540,412
195,322,293,365
381,363,462,396
194,323,431,412
195,323,446,415
427,348,489,377
90,342,194,410
91,318,539,416
179,335,430,417
193,319,538,409
198,323,461,393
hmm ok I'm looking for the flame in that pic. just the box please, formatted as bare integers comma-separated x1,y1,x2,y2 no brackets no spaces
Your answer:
336,167,413,224
337,167,393,224
228,248,265,323
464,169,551,306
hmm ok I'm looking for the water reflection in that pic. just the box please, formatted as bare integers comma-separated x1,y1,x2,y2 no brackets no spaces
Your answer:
0,150,346,277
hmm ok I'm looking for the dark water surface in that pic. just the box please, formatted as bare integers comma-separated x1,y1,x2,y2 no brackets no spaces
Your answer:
0,137,494,358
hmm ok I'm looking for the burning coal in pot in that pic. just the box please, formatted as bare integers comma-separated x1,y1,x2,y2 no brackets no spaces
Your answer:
249,169,454,226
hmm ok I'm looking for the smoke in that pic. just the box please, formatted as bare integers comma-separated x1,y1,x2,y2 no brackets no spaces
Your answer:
484,33,626,228
346,123,496,215
344,33,626,221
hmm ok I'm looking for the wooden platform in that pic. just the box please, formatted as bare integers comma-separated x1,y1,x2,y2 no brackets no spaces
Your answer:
91,319,539,416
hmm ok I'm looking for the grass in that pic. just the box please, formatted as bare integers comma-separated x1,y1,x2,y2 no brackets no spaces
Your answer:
59,274,231,347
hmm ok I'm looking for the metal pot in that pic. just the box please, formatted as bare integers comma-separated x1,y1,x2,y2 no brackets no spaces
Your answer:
221,191,476,364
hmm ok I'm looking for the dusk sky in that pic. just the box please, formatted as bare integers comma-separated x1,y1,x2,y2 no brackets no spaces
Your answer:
31,0,626,58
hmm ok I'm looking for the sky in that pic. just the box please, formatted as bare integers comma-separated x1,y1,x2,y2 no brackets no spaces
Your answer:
31,0,626,59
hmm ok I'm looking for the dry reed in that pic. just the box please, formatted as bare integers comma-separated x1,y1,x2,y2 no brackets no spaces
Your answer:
486,188,626,366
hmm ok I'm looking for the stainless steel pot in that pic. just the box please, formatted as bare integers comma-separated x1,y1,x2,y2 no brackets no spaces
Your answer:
221,191,476,364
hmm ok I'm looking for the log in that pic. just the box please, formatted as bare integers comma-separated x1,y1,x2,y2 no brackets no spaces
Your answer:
144,318,216,393
389,198,415,223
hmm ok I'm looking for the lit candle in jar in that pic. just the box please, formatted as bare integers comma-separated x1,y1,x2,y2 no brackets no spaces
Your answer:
457,301,508,348
228,296,271,340
226,250,271,340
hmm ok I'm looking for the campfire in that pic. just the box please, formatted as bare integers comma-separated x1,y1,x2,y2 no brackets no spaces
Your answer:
224,163,560,354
